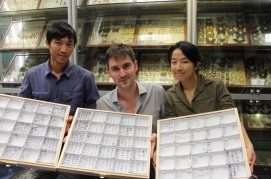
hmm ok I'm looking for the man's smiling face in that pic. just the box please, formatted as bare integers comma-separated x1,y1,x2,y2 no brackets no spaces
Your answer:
107,55,138,91
46,36,74,65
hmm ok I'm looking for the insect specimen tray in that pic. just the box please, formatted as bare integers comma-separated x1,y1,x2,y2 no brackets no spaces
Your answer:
156,108,251,179
0,94,70,170
0,95,153,178
57,108,153,178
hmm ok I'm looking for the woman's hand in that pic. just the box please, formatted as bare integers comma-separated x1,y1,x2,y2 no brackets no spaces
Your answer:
241,123,256,173
247,144,256,173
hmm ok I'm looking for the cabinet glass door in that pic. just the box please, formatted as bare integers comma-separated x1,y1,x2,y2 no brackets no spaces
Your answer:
197,1,271,178
0,0,69,87
76,0,187,86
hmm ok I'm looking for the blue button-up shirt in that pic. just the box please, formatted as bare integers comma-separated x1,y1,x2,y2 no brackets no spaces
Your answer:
18,59,99,116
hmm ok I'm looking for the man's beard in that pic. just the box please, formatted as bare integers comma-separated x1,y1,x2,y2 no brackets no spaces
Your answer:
118,77,133,90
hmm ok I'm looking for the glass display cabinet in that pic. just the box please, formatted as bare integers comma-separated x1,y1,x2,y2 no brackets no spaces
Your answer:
195,1,271,178
0,0,72,88
0,0,271,178
77,0,187,87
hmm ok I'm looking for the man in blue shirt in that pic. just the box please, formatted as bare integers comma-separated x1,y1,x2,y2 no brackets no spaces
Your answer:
18,21,99,179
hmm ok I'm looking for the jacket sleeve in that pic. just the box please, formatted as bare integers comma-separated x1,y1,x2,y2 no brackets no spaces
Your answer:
216,80,236,110
165,92,177,118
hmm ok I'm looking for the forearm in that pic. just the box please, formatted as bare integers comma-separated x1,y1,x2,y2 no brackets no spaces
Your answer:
241,122,253,148
240,122,256,172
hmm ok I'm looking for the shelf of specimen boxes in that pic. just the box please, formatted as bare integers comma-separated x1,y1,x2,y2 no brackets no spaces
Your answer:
198,52,247,86
245,52,271,86
0,0,39,11
87,15,137,46
39,0,84,9
91,53,111,83
0,18,84,50
245,101,271,129
87,0,134,5
254,150,271,166
248,13,271,45
87,13,185,47
137,53,178,84
0,20,46,49
137,14,185,45
1,54,48,84
197,13,249,45
0,0,84,11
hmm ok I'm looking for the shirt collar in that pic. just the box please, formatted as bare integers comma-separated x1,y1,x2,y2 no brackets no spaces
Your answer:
137,81,147,96
112,81,147,103
193,75,213,100
197,74,213,86
175,75,214,108
112,87,119,103
45,58,75,78
176,75,214,90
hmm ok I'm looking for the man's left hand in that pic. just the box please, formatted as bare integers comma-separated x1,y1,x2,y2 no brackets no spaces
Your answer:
150,133,157,169
150,133,157,159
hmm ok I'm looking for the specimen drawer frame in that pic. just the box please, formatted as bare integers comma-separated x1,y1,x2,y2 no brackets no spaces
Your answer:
156,108,251,179
0,94,70,171
57,108,153,179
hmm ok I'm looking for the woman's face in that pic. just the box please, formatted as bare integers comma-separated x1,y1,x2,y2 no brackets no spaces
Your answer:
171,48,198,82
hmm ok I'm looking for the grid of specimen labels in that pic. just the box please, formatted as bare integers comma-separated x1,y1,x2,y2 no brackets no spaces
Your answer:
158,110,249,179
0,95,68,164
59,109,151,175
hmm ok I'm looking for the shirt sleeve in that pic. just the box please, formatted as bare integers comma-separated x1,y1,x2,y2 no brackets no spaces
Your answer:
96,99,102,110
17,73,33,98
165,92,177,118
158,87,166,120
217,80,236,110
84,73,100,109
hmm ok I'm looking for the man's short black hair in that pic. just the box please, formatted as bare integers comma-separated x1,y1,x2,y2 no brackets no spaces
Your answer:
168,41,201,74
105,44,136,67
46,21,77,45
